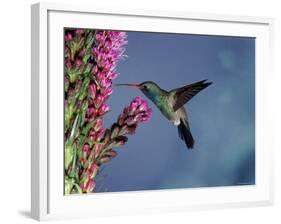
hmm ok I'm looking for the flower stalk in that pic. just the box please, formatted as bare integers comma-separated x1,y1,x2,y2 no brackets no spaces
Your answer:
64,28,152,194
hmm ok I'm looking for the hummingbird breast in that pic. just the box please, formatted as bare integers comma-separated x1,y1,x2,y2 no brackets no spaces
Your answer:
154,95,187,124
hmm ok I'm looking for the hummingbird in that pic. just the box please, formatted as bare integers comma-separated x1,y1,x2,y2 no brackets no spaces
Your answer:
116,79,212,150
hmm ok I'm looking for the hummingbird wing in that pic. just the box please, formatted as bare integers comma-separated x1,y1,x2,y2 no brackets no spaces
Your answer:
170,79,212,111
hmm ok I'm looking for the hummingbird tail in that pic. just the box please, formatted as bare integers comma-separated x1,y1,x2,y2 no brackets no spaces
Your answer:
177,119,194,149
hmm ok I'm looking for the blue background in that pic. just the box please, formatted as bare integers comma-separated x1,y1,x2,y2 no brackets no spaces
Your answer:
95,31,255,193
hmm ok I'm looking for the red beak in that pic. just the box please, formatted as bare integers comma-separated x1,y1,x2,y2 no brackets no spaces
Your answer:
116,83,143,89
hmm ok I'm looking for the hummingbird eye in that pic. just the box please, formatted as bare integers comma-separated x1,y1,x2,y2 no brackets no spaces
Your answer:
143,85,148,90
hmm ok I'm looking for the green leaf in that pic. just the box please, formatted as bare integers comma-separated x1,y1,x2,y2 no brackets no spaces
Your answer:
65,177,75,195
68,68,79,83
69,143,78,178
65,77,69,92
76,100,88,128
83,64,92,75
73,182,82,194
70,114,79,142
78,77,90,101
85,31,95,49
69,40,82,61
65,142,73,170
110,124,120,139
83,52,91,64
81,119,96,137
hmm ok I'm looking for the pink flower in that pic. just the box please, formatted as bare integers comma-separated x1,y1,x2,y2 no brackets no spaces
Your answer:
83,144,90,154
98,103,110,115
85,31,127,130
81,144,90,163
138,100,149,112
102,88,113,99
78,50,85,57
93,118,103,132
100,78,111,89
75,59,83,67
87,108,97,119
65,29,157,194
129,101,139,115
118,97,152,131
81,179,96,193
89,163,99,176
107,71,118,80
86,179,96,192
90,128,106,142
93,144,103,159
94,94,105,108
93,31,127,77
80,162,99,192
96,71,106,82
92,65,98,75
89,83,96,99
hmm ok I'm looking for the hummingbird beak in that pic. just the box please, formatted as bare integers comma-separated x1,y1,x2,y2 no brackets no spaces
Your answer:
115,83,143,89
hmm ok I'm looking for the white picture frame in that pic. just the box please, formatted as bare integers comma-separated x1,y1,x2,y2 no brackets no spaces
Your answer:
31,2,274,221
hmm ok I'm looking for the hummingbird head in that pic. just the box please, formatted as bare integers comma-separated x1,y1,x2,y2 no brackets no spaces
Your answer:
116,81,162,100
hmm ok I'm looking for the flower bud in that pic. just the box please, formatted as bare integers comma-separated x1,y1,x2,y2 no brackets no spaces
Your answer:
103,129,111,144
110,124,120,139
99,156,111,164
86,179,96,193
93,144,103,159
98,103,110,116
94,94,104,109
95,128,106,142
106,150,117,158
78,49,85,58
107,71,118,80
82,144,90,161
113,136,128,147
89,163,99,178
87,108,97,119
88,84,96,100
75,59,83,67
93,118,103,132
81,179,96,193
103,88,113,98
92,65,98,75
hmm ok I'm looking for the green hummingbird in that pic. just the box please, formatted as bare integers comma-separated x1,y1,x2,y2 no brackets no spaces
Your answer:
116,79,212,149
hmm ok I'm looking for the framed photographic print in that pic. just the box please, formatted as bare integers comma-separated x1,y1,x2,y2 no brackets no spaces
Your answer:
31,2,274,221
